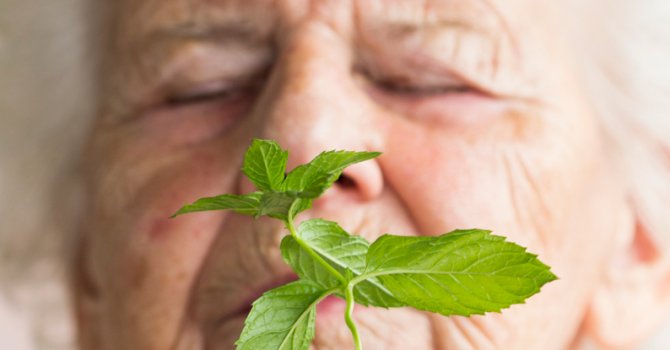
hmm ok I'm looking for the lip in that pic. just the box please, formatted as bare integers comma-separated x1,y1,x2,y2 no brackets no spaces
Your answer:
218,276,353,331
316,295,347,315
216,283,359,347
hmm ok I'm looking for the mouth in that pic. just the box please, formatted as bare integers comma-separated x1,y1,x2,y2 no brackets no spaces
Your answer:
219,273,351,332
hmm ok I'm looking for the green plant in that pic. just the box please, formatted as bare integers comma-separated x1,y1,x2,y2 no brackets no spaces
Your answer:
172,139,556,350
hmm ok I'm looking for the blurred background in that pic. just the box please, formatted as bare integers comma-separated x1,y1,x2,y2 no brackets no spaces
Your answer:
1,0,93,348
1,0,669,349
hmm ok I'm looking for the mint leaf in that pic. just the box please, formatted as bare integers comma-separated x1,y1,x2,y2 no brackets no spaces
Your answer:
174,139,558,350
283,151,380,199
254,192,312,221
257,192,298,220
363,230,557,316
236,280,330,350
281,219,401,307
242,139,288,192
171,193,261,217
281,236,337,287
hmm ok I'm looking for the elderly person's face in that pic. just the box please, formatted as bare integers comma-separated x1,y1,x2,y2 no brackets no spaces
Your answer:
75,0,668,349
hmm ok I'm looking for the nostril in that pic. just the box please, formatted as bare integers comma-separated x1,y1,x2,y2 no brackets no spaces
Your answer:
335,173,356,189
332,164,384,201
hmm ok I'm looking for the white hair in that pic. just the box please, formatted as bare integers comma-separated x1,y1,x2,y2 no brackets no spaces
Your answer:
565,0,670,250
0,0,669,348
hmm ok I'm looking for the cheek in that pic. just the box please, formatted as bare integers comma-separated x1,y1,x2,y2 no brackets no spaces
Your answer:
83,130,250,347
90,121,254,233
381,119,534,237
381,103,601,246
90,135,247,274
381,104,624,348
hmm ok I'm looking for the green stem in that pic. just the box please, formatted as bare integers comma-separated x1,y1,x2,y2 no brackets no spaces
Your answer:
286,211,348,286
345,283,363,350
286,203,360,348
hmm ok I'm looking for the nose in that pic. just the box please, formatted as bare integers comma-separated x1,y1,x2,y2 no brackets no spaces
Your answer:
240,24,384,203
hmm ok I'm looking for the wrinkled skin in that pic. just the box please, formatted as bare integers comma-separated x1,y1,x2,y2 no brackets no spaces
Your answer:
75,0,638,349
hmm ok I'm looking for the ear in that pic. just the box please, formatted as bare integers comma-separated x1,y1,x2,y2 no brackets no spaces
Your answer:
583,211,670,348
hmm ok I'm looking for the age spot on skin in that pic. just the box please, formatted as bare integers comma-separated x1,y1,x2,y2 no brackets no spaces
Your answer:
148,217,176,241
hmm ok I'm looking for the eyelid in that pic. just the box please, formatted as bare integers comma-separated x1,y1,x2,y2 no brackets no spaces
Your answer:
164,74,267,107
359,66,471,96
147,41,272,106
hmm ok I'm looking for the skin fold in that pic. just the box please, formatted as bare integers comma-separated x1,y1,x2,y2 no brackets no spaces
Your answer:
74,0,666,349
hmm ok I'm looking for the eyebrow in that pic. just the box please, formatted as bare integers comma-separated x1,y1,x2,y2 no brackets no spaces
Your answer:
370,5,499,36
381,18,491,38
356,0,520,60
141,20,270,49
126,18,274,83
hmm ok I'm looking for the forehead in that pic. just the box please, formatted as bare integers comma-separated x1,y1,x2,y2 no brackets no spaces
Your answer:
114,0,513,49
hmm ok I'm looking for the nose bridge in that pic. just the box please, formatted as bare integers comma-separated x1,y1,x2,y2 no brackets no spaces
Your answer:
252,25,359,166
241,24,385,203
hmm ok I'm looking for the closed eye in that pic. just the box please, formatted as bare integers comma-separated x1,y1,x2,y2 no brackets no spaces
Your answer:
166,82,253,107
139,79,260,144
358,67,473,98
375,79,471,96
167,88,238,106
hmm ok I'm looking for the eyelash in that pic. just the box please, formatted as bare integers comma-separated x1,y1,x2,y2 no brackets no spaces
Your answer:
166,86,243,106
358,64,472,98
374,79,470,96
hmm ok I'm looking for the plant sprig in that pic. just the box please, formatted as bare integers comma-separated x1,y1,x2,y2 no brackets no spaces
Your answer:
172,139,557,350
